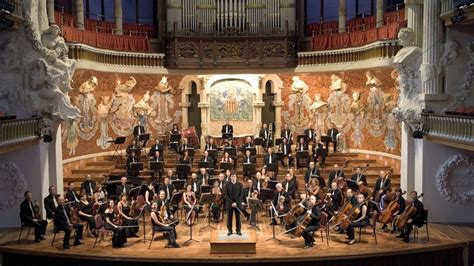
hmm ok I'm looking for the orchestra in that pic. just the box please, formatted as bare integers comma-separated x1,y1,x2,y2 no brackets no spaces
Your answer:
18,120,421,252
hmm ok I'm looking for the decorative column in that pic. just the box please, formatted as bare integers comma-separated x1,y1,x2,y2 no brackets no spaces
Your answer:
273,101,285,139
376,0,384,27
157,0,166,39
180,102,191,129
75,0,84,29
47,0,55,25
253,102,265,136
338,0,346,33
421,0,444,98
405,0,423,47
198,102,209,150
114,0,123,35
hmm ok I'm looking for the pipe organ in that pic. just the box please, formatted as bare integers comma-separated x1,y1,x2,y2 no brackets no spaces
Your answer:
166,0,296,34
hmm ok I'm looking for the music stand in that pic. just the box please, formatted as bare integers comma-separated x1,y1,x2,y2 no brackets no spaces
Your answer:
138,133,150,148
268,180,279,191
275,138,283,146
208,178,218,186
171,180,186,191
266,163,278,174
111,137,126,164
266,202,282,243
320,135,333,149
170,133,181,143
176,163,191,179
201,185,212,194
183,204,200,246
199,193,215,229
207,149,218,163
219,162,233,171
248,198,264,231
224,147,236,157
243,163,256,176
198,161,213,170
254,137,264,147
149,161,164,172
130,162,143,177
296,151,309,167
222,133,233,140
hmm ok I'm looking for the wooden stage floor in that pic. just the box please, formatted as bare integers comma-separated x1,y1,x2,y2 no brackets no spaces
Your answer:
0,214,472,265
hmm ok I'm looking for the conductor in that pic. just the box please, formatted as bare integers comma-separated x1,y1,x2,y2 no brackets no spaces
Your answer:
224,173,243,236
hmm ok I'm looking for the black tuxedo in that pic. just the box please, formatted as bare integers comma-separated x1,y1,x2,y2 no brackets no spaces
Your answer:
304,167,321,184
20,199,48,241
221,124,233,134
116,183,131,198
243,155,256,164
149,143,164,156
205,143,218,151
263,153,277,166
200,156,214,164
81,180,96,197
296,142,309,151
302,204,321,246
351,173,367,186
160,183,175,201
54,205,83,246
328,170,346,186
374,177,391,196
65,189,80,203
327,128,339,152
304,128,316,141
133,125,145,137
281,129,293,142
282,179,298,198
259,128,270,140
188,179,202,196
224,181,243,233
330,189,343,209
43,194,60,219
296,143,310,167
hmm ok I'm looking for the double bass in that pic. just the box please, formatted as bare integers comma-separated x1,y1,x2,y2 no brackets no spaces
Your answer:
396,193,424,230
379,190,406,224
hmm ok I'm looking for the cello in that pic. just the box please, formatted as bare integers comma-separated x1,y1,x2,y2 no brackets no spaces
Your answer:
396,193,424,230
283,199,307,225
379,190,406,224
294,212,313,237
338,198,369,230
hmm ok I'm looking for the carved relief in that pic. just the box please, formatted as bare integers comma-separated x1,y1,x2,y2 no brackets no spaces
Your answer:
109,77,137,136
350,92,365,147
178,42,198,58
365,71,386,137
326,74,353,133
263,41,285,57
0,161,28,211
217,43,245,59
436,154,474,205
149,76,182,133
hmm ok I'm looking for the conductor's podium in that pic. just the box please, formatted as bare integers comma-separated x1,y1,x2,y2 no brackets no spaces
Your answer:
210,230,256,254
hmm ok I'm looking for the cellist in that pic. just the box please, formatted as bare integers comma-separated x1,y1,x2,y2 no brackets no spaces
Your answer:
301,195,321,249
381,187,406,231
396,191,424,242
346,193,369,245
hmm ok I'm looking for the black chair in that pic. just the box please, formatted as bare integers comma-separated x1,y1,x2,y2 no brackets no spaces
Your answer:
358,212,378,244
413,209,429,242
17,220,33,244
148,228,167,249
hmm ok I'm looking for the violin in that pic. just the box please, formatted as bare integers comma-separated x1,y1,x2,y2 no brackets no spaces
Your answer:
395,193,424,230
379,191,406,224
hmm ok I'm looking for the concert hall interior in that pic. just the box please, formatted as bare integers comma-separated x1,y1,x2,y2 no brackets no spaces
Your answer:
0,0,473,265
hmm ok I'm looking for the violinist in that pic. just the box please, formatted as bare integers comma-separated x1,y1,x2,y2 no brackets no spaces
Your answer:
20,191,47,243
145,183,158,206
270,183,290,226
373,170,392,202
156,190,179,234
103,199,127,248
382,187,406,231
304,162,322,188
397,191,424,242
160,177,177,203
183,184,199,225
210,181,223,222
78,193,97,237
217,173,227,190
279,137,293,168
302,195,321,249
81,174,96,198
150,202,180,248
54,195,84,249
117,194,139,237
351,167,367,187
44,186,59,220
240,179,253,221
328,164,345,187
65,182,80,203
189,173,202,198
346,193,369,245
126,151,140,177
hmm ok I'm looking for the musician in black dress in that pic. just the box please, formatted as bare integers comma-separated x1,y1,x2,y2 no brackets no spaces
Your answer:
54,196,84,249
170,123,180,153
397,190,424,242
346,194,369,245
302,195,321,249
150,202,180,248
44,186,60,220
327,123,339,152
117,194,139,237
103,199,127,248
78,193,97,236
20,191,47,243
224,173,243,235
351,167,367,187
81,174,96,198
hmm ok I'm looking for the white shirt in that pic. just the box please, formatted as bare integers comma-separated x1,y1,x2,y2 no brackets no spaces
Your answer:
53,195,58,208
268,154,272,164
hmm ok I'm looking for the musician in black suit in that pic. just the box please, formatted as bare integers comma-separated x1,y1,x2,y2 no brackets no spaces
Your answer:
116,177,131,198
327,123,339,153
54,196,84,249
281,124,293,144
179,138,190,155
351,167,367,187
312,142,327,165
263,147,278,176
133,124,145,138
253,172,265,192
44,186,60,219
217,173,227,190
304,125,316,143
81,174,96,198
242,136,254,149
65,182,80,203
296,138,310,168
20,191,47,242
224,173,243,235
188,173,202,197
126,151,140,177
304,162,322,187
205,137,218,151
302,195,321,249
373,170,392,200
242,149,256,179
160,177,177,202
259,123,271,149
279,137,293,168
221,120,233,138
270,183,290,225
282,173,298,199
149,138,164,157
328,164,346,186
198,168,210,185
327,182,342,212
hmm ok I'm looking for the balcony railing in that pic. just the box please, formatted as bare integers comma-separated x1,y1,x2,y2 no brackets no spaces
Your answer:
298,40,400,66
422,113,474,148
67,43,165,67
0,117,42,147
